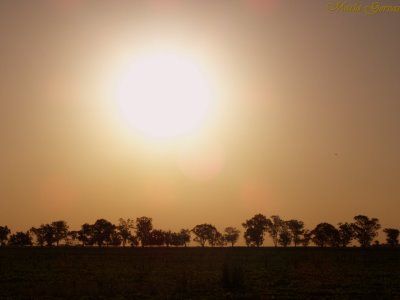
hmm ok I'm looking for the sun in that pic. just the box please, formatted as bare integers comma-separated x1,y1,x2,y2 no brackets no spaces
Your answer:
115,51,215,139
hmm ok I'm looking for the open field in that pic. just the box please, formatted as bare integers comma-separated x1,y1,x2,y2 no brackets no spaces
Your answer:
0,247,399,299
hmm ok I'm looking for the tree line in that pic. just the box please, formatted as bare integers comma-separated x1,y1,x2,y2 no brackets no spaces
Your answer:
0,214,398,248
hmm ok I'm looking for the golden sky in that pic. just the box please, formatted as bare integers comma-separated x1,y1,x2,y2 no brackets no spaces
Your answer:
0,1,399,243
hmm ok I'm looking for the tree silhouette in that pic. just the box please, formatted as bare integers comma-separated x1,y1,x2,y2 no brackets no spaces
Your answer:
301,229,312,247
267,215,284,247
278,223,292,247
29,227,45,247
192,224,217,247
337,222,354,247
169,230,189,247
128,234,139,247
0,226,11,246
286,220,304,247
1,213,398,249
92,219,115,247
242,214,270,247
51,221,69,246
41,224,56,246
352,215,381,247
209,230,224,247
78,223,94,246
383,228,399,247
178,229,191,247
136,217,153,247
117,218,135,247
311,223,339,247
110,230,122,246
149,229,165,246
67,230,79,246
164,230,173,247
170,232,180,246
8,231,32,246
224,227,240,247
30,226,45,246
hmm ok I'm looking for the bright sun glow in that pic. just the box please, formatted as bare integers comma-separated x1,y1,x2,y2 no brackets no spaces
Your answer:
116,51,215,139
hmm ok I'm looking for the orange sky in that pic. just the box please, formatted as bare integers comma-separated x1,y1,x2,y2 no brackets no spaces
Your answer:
0,1,399,244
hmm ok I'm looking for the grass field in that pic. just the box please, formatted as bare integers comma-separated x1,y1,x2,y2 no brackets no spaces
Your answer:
0,247,399,299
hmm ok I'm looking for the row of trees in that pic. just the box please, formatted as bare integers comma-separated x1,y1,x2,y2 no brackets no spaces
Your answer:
0,218,191,248
0,214,398,248
242,214,399,248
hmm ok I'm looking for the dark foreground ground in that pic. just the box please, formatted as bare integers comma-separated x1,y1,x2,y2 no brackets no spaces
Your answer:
0,247,399,299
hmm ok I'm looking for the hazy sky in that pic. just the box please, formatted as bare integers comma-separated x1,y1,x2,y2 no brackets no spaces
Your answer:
1,0,399,243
